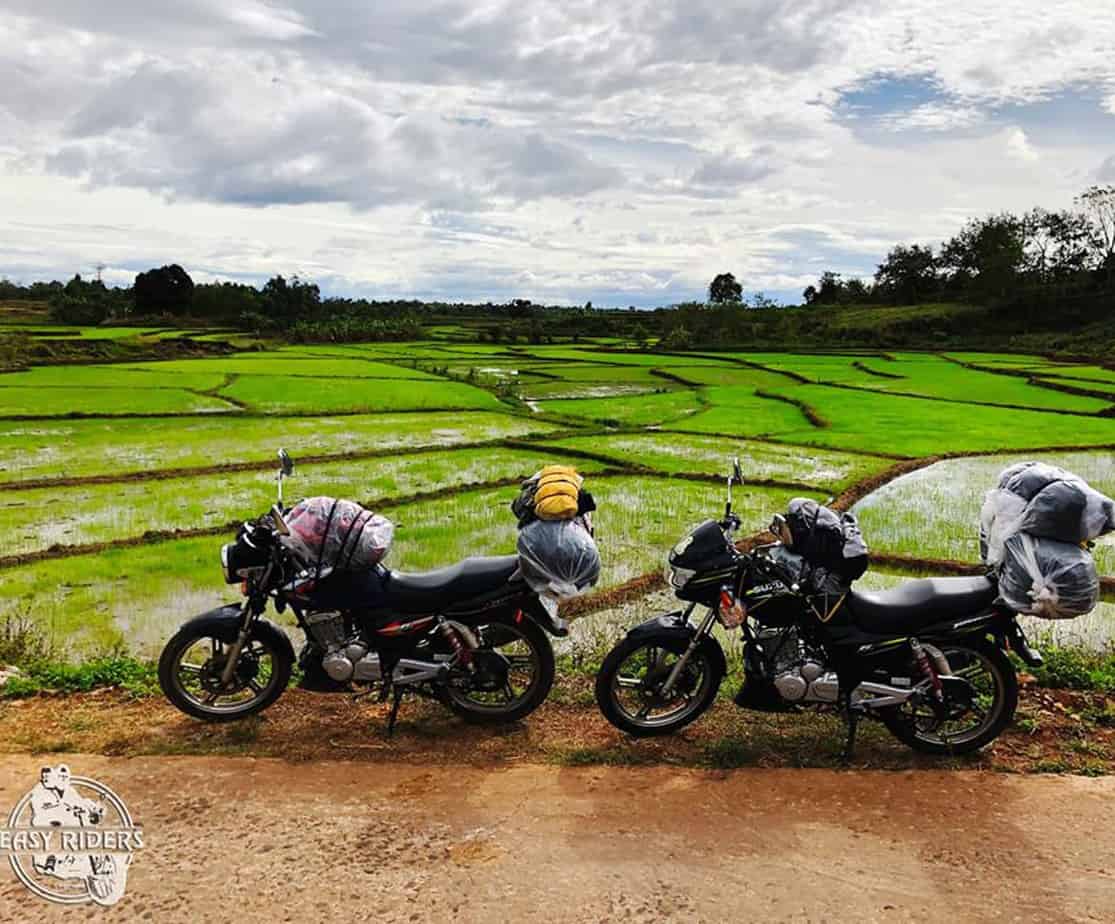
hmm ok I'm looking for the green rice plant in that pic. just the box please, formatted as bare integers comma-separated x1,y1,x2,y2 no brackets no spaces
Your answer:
536,389,704,426
0,477,817,658
0,365,230,392
0,411,562,484
0,386,235,416
850,356,1110,412
1035,376,1115,397
852,451,1115,577
0,447,612,555
664,386,814,436
767,384,1115,456
547,431,889,490
218,374,504,414
121,355,437,379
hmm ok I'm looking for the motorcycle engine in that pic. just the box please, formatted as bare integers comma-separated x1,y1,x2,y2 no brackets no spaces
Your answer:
754,627,840,704
303,611,382,683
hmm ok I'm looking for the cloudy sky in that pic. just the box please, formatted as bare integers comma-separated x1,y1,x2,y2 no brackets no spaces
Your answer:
2,1,1114,306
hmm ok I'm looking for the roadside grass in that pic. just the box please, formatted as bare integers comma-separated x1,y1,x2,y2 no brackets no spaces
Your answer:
767,384,1115,456
852,452,1115,578
536,389,704,427
218,374,504,414
546,431,888,491
0,385,235,416
0,411,562,484
0,446,614,555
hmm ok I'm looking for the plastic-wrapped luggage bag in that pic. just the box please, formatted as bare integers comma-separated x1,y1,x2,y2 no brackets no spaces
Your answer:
997,532,1099,620
516,517,600,599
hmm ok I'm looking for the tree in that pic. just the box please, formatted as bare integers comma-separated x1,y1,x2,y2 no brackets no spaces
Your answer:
939,215,1025,299
134,264,194,315
873,244,938,304
708,272,742,304
1076,185,1115,281
262,274,321,324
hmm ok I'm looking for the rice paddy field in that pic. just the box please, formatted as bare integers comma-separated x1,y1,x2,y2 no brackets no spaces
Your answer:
1,329,1114,658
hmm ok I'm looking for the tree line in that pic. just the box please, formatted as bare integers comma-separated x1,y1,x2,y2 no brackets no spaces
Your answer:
801,185,1115,308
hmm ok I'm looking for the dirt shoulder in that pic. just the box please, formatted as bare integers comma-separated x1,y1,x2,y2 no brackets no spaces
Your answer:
0,754,1112,923
1,682,1112,774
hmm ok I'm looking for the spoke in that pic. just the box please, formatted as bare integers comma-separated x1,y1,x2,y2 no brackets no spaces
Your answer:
615,676,643,689
203,692,219,705
502,682,516,702
178,663,203,675
247,679,263,695
636,703,654,720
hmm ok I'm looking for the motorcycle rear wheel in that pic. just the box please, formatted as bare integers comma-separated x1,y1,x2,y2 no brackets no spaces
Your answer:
441,616,555,725
881,639,1017,755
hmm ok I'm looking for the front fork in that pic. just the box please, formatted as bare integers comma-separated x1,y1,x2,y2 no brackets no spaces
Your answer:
659,604,715,697
219,598,256,688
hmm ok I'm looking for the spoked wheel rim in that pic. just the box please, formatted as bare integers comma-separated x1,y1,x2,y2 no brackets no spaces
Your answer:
893,645,1006,748
169,635,284,717
445,622,542,715
610,642,713,730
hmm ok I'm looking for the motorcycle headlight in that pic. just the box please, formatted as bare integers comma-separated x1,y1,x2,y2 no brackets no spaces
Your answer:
220,543,235,584
666,561,696,589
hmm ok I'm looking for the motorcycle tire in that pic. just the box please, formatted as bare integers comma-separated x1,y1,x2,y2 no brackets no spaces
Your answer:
595,634,723,737
881,638,1017,756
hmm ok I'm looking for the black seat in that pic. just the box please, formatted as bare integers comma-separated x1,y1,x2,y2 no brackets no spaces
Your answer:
847,576,997,635
380,556,521,613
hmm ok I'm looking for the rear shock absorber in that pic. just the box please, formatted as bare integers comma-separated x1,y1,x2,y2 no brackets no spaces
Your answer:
910,637,943,698
438,617,472,666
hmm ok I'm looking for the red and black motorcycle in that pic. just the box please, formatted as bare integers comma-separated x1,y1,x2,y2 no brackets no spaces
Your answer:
158,450,566,730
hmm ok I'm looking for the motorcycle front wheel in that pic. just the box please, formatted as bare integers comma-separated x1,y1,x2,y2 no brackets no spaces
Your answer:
158,623,292,722
595,634,723,736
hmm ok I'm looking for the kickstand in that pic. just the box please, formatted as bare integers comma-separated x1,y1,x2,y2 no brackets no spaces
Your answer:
385,687,404,737
841,706,860,764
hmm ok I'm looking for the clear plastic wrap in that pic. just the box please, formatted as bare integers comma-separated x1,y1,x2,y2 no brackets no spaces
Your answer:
281,496,394,575
998,532,1099,620
516,516,600,599
980,463,1114,566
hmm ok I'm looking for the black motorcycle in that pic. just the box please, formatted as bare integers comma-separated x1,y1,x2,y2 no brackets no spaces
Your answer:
595,459,1043,757
159,450,568,730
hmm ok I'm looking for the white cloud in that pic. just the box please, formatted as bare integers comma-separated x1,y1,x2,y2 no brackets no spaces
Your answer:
1,1,1114,304
1005,127,1040,163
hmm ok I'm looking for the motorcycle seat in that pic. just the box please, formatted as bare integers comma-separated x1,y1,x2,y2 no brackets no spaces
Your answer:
381,555,521,613
847,575,997,635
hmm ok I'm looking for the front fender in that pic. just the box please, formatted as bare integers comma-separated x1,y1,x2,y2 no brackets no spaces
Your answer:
176,604,295,663
626,612,728,678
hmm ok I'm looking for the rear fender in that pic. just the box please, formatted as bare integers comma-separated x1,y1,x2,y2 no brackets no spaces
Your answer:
626,612,728,678
176,604,295,662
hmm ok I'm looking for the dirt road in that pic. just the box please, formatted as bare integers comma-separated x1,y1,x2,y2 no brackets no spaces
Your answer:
0,754,1112,923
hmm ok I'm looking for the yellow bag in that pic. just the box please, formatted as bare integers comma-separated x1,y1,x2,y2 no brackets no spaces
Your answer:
534,465,582,521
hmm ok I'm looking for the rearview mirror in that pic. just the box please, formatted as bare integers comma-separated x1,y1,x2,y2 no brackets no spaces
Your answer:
271,503,290,535
278,448,294,476
770,514,792,546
